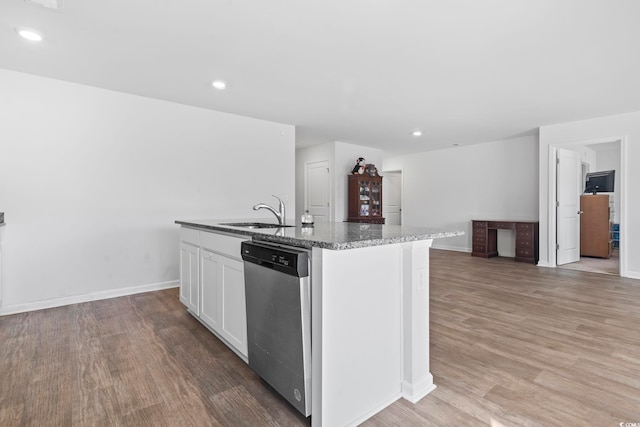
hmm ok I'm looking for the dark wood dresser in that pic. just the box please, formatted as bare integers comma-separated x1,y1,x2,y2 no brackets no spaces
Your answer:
580,194,613,258
471,220,539,264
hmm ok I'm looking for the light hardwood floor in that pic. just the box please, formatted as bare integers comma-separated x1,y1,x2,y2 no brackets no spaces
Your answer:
1,249,639,426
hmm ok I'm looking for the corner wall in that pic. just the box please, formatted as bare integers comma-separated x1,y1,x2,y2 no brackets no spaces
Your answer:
0,69,295,313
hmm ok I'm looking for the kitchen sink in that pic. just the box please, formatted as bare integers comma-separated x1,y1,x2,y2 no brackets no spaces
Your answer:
220,222,294,229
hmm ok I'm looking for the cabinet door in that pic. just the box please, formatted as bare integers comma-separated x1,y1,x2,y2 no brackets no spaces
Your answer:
359,180,371,216
179,242,199,314
219,257,248,357
199,249,221,330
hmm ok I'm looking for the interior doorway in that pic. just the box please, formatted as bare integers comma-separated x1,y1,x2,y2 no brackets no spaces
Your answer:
550,139,625,276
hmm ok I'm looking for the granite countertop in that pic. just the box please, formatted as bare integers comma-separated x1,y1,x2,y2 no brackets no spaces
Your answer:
175,218,464,250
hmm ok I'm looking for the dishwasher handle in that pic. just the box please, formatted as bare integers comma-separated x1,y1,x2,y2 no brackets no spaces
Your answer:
241,241,309,278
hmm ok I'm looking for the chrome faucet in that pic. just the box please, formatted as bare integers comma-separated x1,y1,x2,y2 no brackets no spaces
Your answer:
253,195,286,226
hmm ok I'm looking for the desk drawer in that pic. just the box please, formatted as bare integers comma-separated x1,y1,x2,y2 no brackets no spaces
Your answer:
516,223,534,233
517,230,533,240
473,244,487,253
488,221,515,230
473,236,486,244
516,239,532,249
472,221,487,228
516,248,534,258
473,228,487,237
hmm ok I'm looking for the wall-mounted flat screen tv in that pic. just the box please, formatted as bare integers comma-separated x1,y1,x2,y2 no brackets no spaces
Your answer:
584,170,615,194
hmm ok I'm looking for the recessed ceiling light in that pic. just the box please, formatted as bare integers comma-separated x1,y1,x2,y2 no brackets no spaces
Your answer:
412,130,422,137
17,28,43,41
212,80,227,90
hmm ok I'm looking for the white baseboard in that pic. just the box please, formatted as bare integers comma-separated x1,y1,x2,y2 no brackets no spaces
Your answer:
624,270,640,280
0,280,179,316
431,244,470,253
345,392,402,427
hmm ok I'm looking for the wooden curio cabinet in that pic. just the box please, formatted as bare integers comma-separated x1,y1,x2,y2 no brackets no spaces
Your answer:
347,173,385,224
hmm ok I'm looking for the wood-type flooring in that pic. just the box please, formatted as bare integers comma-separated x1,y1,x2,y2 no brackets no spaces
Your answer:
1,249,640,426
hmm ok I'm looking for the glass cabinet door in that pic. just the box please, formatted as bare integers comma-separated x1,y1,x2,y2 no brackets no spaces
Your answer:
359,180,370,216
371,181,381,216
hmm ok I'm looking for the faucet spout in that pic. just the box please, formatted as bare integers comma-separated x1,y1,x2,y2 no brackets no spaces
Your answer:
252,195,286,225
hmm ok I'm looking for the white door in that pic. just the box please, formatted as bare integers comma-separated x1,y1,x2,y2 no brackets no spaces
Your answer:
306,160,331,224
383,171,402,225
556,148,581,265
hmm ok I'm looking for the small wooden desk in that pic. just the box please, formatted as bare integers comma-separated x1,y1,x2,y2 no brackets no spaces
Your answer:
471,220,539,264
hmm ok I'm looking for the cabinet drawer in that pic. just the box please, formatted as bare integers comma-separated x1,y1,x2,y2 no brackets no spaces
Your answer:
472,236,486,244
200,231,248,260
472,221,487,228
473,244,487,253
180,227,200,246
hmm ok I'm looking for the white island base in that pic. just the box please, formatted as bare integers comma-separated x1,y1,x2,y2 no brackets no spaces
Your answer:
311,239,435,426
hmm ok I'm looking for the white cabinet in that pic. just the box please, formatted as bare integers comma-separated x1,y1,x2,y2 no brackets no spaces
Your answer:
179,227,248,359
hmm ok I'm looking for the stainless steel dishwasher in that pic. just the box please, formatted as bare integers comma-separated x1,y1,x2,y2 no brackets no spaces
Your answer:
241,241,312,417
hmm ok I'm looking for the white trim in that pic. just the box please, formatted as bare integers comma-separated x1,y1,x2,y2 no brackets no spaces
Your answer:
0,280,179,316
548,145,558,267
402,379,436,404
547,135,628,277
619,136,629,278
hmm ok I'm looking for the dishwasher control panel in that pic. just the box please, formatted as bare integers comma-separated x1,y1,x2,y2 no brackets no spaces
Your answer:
272,253,293,267
241,241,309,278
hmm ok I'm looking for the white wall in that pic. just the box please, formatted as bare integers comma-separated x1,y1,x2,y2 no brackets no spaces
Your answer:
0,69,295,313
295,141,383,222
539,111,639,278
383,135,539,252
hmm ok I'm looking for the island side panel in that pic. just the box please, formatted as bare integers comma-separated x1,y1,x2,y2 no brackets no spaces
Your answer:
401,239,436,402
312,244,403,427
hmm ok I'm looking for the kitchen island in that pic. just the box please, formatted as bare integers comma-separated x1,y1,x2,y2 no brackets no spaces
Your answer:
175,219,463,427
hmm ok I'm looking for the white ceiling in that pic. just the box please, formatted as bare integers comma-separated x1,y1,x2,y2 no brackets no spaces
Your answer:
2,0,640,154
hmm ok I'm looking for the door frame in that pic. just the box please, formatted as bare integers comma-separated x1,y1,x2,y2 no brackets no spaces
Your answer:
547,136,628,277
381,169,403,225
